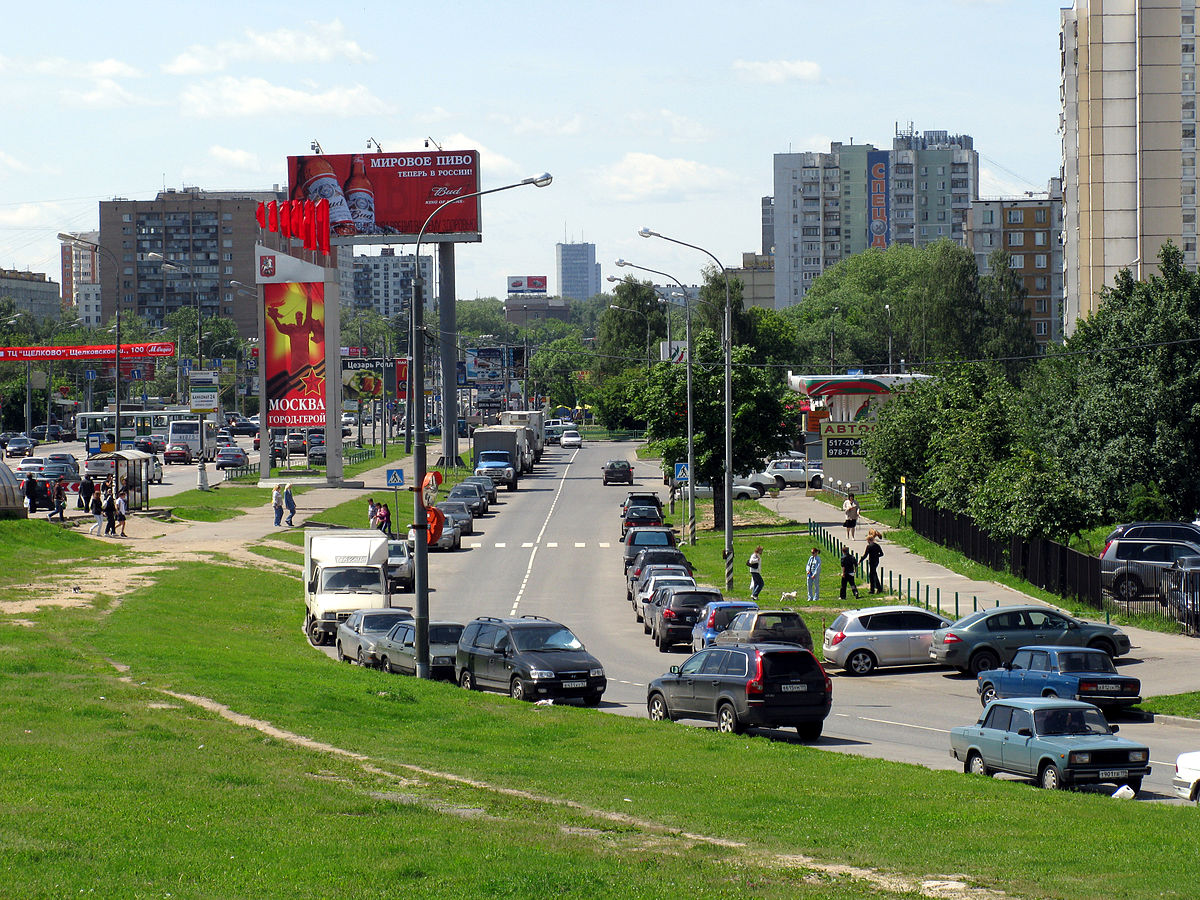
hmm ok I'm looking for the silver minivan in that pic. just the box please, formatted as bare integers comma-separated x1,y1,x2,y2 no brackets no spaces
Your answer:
822,605,952,675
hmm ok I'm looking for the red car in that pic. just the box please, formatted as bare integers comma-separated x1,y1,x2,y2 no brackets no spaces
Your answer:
163,443,194,465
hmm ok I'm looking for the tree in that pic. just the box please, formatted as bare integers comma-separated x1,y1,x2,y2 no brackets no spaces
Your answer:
594,279,664,377
636,331,793,530
456,298,517,343
528,335,595,410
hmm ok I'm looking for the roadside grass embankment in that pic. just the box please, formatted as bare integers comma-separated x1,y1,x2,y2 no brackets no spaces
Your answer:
1,543,1197,900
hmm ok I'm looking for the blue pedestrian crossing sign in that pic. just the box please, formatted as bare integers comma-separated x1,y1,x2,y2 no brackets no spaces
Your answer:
386,469,405,487
674,462,689,482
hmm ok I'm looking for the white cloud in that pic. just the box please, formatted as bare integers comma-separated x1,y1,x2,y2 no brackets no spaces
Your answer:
179,76,392,117
32,57,142,79
490,113,584,137
208,146,262,171
415,106,454,125
0,203,49,226
979,165,1043,198
593,152,732,203
0,150,33,175
67,78,153,109
658,110,713,143
164,20,372,75
732,59,821,84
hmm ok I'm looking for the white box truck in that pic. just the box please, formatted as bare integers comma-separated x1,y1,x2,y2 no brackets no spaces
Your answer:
500,410,546,461
303,529,393,646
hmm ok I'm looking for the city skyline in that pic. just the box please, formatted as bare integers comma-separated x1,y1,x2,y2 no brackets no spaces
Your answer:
1,1,1062,303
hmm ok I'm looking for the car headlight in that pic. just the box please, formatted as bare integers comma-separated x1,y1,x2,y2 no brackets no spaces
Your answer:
1070,751,1091,765
432,655,454,666
474,469,484,476
589,667,605,678
529,669,555,680
1129,749,1148,763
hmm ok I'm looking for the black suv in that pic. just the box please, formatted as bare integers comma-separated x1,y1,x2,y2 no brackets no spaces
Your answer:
1106,522,1200,546
621,491,662,516
647,643,832,740
626,548,692,600
456,616,606,705
649,587,724,652
602,460,635,485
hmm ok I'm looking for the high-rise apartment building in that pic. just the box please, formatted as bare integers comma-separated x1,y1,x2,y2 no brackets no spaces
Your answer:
97,187,285,338
761,196,775,255
340,248,432,319
556,241,601,300
59,230,102,327
773,129,978,307
965,179,1066,347
0,269,61,320
1061,1,1196,332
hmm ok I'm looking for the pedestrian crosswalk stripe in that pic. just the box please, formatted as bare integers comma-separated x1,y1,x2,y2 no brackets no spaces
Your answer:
574,542,585,548
547,542,558,548
522,542,534,548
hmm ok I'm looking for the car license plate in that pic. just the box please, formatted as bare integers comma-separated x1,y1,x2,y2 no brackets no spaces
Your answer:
1093,684,1120,691
780,683,808,692
561,680,587,689
1099,769,1129,779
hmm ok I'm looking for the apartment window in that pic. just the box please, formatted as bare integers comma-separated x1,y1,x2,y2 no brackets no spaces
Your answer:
1035,321,1048,336
938,166,945,175
1007,210,1023,224
1034,276,1049,290
1034,232,1048,246
937,211,946,222
920,181,928,190
1035,254,1048,268
1035,297,1048,313
920,166,928,175
937,226,946,235
1008,232,1024,246
982,233,995,247
920,226,928,236
122,214,132,222
1035,209,1047,223
1010,254,1024,268
982,210,995,224
1186,126,1197,140
920,211,928,221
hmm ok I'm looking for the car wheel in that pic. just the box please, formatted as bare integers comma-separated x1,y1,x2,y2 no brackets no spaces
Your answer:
1087,638,1116,658
459,670,476,691
1114,575,1142,601
774,476,786,491
846,649,876,676
969,649,1001,676
647,693,670,721
643,618,651,635
796,721,822,742
980,683,998,706
357,647,369,667
657,633,670,652
810,475,822,489
966,751,990,777
1039,762,1064,790
582,692,602,707
716,703,743,735
337,642,350,663
509,678,527,702
380,655,392,674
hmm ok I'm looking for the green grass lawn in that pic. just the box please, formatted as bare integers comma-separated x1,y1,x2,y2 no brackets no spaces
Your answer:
1139,691,1200,718
2,542,1197,900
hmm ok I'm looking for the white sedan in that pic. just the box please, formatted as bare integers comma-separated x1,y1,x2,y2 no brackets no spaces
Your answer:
1174,751,1200,802
560,430,582,449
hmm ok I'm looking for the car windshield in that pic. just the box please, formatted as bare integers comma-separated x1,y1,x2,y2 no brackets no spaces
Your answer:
1057,652,1118,674
387,542,409,558
607,461,630,469
626,507,659,518
633,532,671,546
362,612,412,633
430,624,464,644
1034,706,1112,736
319,567,383,592
512,625,583,652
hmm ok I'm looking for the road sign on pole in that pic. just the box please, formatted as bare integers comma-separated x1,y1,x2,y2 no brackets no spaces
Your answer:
674,462,689,482
386,469,405,488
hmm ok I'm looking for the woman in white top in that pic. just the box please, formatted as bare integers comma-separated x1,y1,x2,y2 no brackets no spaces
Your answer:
747,546,764,601
842,492,860,541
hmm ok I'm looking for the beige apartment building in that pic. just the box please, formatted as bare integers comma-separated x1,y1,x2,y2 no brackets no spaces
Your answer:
1061,1,1197,333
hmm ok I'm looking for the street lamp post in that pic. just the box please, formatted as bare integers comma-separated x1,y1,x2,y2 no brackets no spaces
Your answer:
58,234,121,449
638,228,734,591
613,261,697,546
885,304,893,374
607,302,651,372
830,306,838,376
410,172,552,679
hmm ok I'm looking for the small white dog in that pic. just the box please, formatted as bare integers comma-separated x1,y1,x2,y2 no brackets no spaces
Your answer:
779,590,797,602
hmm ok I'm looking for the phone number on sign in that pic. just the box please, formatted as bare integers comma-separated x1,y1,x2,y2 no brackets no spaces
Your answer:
826,438,865,458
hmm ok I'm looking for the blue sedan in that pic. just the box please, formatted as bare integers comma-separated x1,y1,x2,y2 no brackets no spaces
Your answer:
690,600,758,651
950,697,1150,793
977,645,1141,710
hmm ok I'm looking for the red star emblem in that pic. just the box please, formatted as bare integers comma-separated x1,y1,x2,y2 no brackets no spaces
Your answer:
301,370,324,396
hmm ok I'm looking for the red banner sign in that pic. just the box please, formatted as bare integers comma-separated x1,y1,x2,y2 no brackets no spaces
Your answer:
286,150,480,239
0,343,176,361
264,281,326,428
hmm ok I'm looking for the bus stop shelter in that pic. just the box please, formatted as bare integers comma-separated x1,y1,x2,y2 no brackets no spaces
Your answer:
84,450,156,511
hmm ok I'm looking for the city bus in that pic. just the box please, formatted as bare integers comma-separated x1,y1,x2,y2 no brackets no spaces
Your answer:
166,418,218,462
76,408,216,455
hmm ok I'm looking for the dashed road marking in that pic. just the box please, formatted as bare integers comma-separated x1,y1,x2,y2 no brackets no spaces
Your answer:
510,456,573,616
469,542,482,548
495,542,506,548
522,542,534,548
574,542,585,548
547,542,558,548
598,542,610,548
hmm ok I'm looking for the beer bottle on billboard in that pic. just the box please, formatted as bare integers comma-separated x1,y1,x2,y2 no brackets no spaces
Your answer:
343,154,376,233
296,156,356,236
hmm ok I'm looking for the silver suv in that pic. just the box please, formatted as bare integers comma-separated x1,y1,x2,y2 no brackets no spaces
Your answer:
822,605,952,675
1100,537,1200,601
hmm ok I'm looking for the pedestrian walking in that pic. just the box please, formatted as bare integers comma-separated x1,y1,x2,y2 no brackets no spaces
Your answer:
839,546,860,600
864,529,885,594
103,489,117,536
367,497,378,528
842,492,860,541
377,503,391,537
52,479,68,521
116,491,128,537
747,545,764,601
88,489,104,535
284,484,297,526
23,473,38,515
272,484,284,527
805,547,822,604
79,474,95,512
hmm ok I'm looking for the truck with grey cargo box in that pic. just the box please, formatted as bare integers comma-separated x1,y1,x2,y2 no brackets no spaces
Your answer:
472,426,522,491
303,529,394,646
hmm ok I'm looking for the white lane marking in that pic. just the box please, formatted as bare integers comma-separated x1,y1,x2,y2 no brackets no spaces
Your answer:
509,455,573,615
598,542,611,548
495,542,506,548
469,542,482,548
857,715,950,734
522,542,534,548
617,680,646,687
547,542,558,548
574,542,585,548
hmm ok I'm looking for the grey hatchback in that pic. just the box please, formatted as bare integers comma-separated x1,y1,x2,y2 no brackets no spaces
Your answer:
823,605,952,675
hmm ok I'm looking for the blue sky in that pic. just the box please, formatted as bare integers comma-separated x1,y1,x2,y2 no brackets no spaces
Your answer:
1,0,1063,301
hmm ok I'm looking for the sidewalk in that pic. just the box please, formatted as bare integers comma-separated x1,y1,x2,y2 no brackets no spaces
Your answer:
760,487,1200,697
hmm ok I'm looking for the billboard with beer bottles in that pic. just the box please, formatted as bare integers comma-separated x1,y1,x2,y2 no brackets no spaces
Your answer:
286,150,481,245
